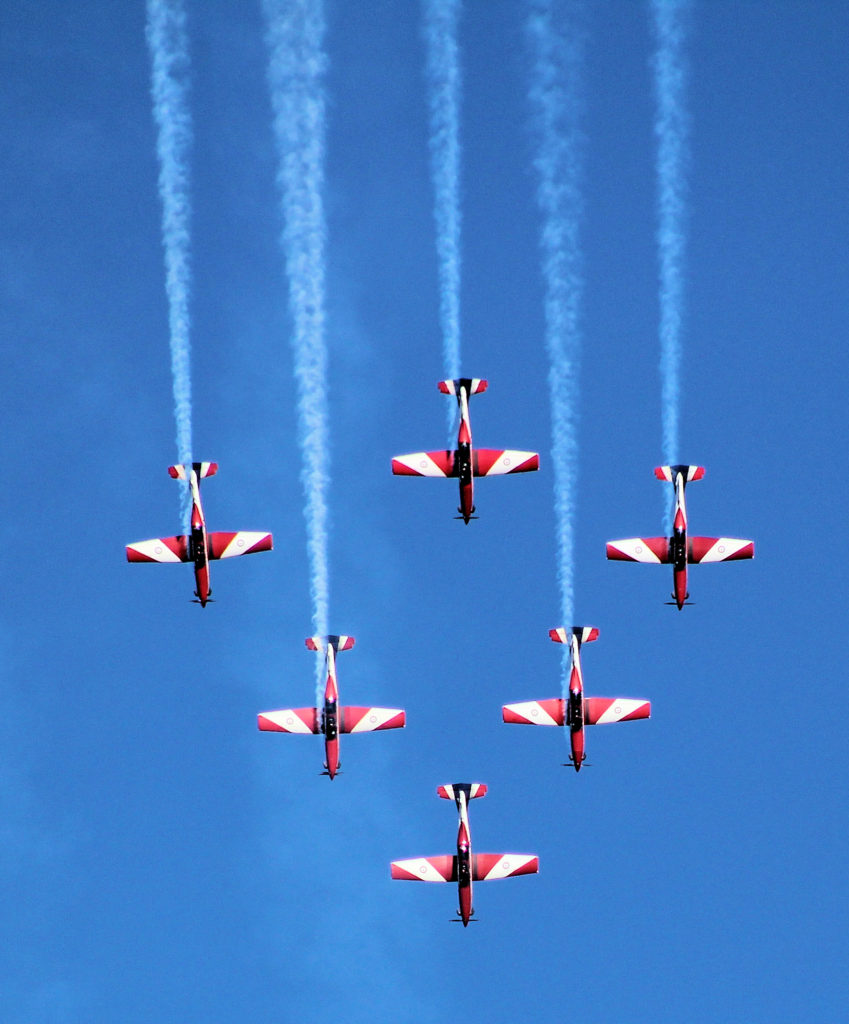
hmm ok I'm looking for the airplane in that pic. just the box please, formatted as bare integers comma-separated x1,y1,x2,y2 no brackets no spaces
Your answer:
605,465,755,609
125,462,273,606
391,378,540,523
502,627,651,771
390,783,538,926
257,635,405,779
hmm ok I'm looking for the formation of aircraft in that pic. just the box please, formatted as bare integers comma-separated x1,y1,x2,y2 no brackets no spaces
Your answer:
503,626,651,770
391,378,539,523
257,635,406,779
126,401,754,926
390,784,539,925
125,462,273,606
606,464,755,609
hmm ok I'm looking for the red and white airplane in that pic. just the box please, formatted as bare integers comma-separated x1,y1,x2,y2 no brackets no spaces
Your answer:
502,627,651,771
391,378,540,523
126,463,273,607
606,465,755,609
390,783,538,926
257,635,405,780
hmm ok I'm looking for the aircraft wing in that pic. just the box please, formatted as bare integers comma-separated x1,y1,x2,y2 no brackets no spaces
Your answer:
339,707,406,733
473,449,540,476
583,697,651,725
472,854,539,881
606,537,670,563
688,537,754,563
207,531,274,559
126,536,190,563
502,699,565,726
257,708,320,734
391,451,457,477
390,856,457,882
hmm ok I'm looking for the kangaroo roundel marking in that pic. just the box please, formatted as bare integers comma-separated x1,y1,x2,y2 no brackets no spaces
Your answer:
418,459,428,470
531,708,539,717
718,544,726,554
237,538,245,548
286,716,294,726
369,714,377,724
154,545,163,555
503,456,512,467
635,545,643,554
419,864,428,875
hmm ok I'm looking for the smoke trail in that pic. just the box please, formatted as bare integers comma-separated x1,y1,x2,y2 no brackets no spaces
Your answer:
422,0,462,437
146,0,193,529
651,0,691,530
526,0,585,692
263,0,330,702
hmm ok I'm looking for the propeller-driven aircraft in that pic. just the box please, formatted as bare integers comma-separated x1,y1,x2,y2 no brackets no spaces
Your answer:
126,463,273,606
606,465,754,609
390,783,538,926
391,378,540,523
257,635,405,779
502,627,651,771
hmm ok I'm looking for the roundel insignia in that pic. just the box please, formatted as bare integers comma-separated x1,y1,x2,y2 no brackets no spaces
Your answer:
369,714,377,724
502,860,510,870
531,707,539,716
420,864,428,875
614,705,622,714
419,459,428,469
237,538,245,548
503,456,512,467
635,545,643,554
154,545,163,555
718,544,726,553
286,717,294,726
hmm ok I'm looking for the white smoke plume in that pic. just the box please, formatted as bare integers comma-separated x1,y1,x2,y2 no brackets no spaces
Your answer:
146,0,193,530
651,0,691,531
526,0,585,691
422,0,463,437
263,0,330,702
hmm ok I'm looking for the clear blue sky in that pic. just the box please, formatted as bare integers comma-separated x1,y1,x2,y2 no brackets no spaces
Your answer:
1,2,847,1021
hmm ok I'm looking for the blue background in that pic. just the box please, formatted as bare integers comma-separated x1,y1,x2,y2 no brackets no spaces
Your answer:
1,1,847,1020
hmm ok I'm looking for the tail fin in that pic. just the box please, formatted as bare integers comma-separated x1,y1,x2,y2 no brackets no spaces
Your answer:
655,465,704,483
437,783,487,802
305,635,356,653
168,462,218,481
438,378,488,397
549,626,599,646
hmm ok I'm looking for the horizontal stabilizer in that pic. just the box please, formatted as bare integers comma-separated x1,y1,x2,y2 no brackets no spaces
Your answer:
438,378,488,396
502,699,565,727
392,451,456,477
472,854,539,881
391,855,456,882
305,635,355,653
340,707,406,733
126,536,189,563
168,462,218,480
689,537,754,563
549,626,599,645
207,531,273,559
583,697,651,725
606,537,670,563
437,783,487,802
257,708,320,734
655,464,704,483
473,449,540,476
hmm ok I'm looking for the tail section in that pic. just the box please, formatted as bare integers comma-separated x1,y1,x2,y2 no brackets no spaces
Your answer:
168,462,219,481
437,783,487,802
305,635,356,653
438,378,488,397
549,626,599,646
655,464,704,483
